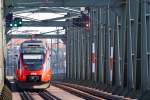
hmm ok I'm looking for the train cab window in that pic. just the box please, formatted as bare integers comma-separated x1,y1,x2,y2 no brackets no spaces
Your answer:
22,54,44,65
22,53,45,70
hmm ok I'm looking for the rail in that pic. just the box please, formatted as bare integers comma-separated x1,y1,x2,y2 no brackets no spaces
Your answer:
52,81,132,100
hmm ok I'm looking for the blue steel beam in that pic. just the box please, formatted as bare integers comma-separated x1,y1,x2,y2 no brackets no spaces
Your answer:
40,14,81,21
141,0,149,92
13,7,80,14
6,0,109,7
22,21,71,27
7,34,66,39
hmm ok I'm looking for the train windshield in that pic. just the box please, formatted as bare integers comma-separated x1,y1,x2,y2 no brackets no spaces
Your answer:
22,54,44,65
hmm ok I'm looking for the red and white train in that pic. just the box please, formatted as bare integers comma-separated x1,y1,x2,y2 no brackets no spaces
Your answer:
15,40,52,89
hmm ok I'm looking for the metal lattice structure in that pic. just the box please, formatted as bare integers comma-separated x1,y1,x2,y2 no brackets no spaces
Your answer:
0,0,149,97
65,0,150,95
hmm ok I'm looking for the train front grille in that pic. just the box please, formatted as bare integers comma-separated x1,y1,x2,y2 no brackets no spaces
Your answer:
26,75,41,82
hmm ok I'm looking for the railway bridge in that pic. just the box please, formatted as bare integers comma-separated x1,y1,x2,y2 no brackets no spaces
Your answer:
0,0,149,99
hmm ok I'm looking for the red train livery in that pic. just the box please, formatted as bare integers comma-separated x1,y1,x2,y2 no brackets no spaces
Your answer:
15,40,52,89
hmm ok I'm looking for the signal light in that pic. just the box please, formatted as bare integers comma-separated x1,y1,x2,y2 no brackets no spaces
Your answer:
5,13,13,27
5,13,22,28
6,13,13,21
19,21,22,24
14,17,22,27
86,23,89,27
73,18,82,27
10,23,13,27
72,13,91,30
14,24,17,27
81,13,91,30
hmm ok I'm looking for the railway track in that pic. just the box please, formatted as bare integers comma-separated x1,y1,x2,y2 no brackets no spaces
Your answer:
8,80,133,100
52,82,132,100
10,81,60,100
20,90,34,100
38,90,61,100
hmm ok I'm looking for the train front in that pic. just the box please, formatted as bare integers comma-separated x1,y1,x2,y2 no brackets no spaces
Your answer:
16,40,52,89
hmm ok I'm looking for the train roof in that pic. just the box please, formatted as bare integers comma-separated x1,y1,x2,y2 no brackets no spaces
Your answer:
22,40,43,43
20,40,47,53
21,40,45,48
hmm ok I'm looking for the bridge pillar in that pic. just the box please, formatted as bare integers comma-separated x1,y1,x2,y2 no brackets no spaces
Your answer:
0,0,4,93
